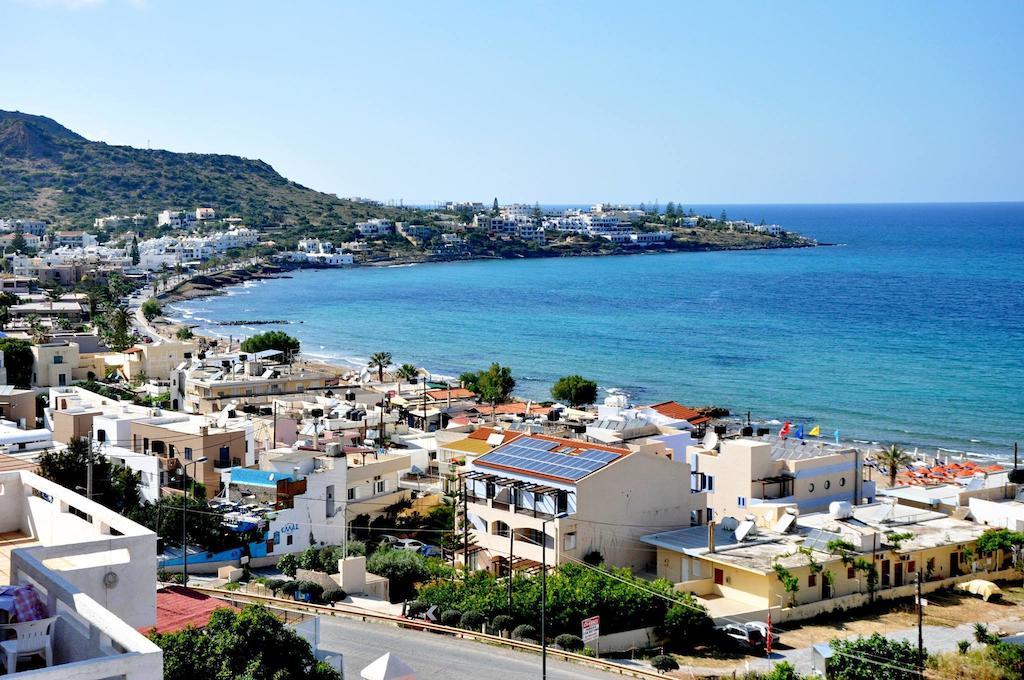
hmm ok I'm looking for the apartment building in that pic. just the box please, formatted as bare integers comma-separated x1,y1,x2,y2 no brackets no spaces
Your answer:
690,437,875,523
0,385,35,428
128,413,255,498
355,218,395,237
642,500,1014,624
31,341,80,387
171,352,333,414
0,469,161,677
460,433,704,573
51,231,99,249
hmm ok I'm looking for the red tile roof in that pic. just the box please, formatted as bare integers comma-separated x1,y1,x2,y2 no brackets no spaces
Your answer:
146,586,236,634
490,402,552,416
647,401,709,425
467,427,521,444
426,388,476,400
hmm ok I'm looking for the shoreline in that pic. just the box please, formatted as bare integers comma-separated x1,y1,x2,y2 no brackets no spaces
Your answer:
159,238,821,305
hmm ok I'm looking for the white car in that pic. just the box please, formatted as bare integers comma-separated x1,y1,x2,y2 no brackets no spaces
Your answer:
378,534,400,546
395,539,425,552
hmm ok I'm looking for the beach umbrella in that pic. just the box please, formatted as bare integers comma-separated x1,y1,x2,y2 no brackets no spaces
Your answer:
361,652,416,680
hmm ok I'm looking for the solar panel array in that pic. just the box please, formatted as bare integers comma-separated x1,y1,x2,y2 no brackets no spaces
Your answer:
478,438,621,481
801,528,844,553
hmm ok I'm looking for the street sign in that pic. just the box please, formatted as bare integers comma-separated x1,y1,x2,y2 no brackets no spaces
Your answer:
425,605,438,622
915,595,928,606
581,615,600,643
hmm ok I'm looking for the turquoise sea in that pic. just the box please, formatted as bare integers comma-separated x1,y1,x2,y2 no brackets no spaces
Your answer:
169,203,1023,457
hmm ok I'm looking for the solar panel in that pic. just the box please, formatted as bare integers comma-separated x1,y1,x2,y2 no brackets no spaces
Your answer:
802,528,843,553
476,437,622,481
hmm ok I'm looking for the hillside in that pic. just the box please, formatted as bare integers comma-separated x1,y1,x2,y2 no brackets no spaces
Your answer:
0,110,394,227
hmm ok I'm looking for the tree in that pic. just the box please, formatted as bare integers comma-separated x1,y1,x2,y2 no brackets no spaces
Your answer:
660,596,713,649
151,604,341,680
366,547,431,602
0,290,18,325
396,363,419,383
46,284,65,308
35,437,141,513
130,236,140,265
240,331,300,360
26,314,48,343
476,362,515,415
367,351,392,382
828,633,922,680
877,443,912,487
141,298,162,321
492,197,499,216
176,326,194,340
550,374,598,408
459,370,481,394
102,305,134,351
0,338,33,387
10,229,27,253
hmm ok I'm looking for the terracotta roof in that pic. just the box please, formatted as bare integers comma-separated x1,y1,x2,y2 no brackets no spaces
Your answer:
490,402,552,416
647,401,709,425
896,460,1008,486
147,586,237,634
0,453,37,473
467,427,520,444
426,388,476,400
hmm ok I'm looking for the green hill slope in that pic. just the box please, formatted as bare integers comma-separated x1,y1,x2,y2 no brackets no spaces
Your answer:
0,110,387,227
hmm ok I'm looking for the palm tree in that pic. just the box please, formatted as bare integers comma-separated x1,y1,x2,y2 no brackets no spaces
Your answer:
877,443,912,488
395,363,419,394
368,352,392,383
26,314,48,344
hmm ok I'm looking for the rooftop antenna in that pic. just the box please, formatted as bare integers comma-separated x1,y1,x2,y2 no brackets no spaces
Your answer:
702,431,719,451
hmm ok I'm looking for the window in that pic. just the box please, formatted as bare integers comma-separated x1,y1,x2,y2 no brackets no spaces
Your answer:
563,532,577,551
809,573,817,587
706,476,714,492
375,480,386,494
847,566,856,579
96,430,106,443
556,490,568,514
58,374,66,386
808,483,815,493
53,355,63,365
907,560,916,574
840,477,846,487
824,480,831,490
184,447,193,460
347,487,356,500
737,496,746,507
286,534,293,546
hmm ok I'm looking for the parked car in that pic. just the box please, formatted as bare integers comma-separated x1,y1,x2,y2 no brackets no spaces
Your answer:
378,534,400,546
716,623,775,649
742,621,779,647
395,539,425,552
418,545,443,558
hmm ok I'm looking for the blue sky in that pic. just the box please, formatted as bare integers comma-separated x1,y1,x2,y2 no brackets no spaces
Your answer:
2,0,1021,204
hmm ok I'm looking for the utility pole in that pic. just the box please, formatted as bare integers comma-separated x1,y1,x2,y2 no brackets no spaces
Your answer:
508,526,514,613
86,433,94,500
462,475,469,579
917,569,924,680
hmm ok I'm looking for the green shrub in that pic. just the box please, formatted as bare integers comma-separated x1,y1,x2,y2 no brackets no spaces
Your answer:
650,655,679,672
512,624,538,641
440,610,463,627
459,610,486,630
322,587,347,603
761,661,802,680
555,634,584,651
491,614,516,634
297,581,323,601
263,578,287,593
277,553,299,577
957,640,971,655
280,580,300,596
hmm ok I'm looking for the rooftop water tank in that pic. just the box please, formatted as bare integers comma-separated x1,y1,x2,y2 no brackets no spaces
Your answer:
829,501,853,519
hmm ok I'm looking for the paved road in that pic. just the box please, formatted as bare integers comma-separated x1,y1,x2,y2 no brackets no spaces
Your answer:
316,615,631,679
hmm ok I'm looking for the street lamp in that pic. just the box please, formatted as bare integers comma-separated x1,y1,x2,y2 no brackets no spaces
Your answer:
181,456,208,583
541,511,568,680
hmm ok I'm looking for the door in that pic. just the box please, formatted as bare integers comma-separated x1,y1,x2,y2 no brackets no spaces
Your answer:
881,560,891,587
714,568,724,586
895,562,904,587
950,551,959,577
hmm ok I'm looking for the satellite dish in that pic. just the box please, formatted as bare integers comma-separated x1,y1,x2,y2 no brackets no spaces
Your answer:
702,431,719,451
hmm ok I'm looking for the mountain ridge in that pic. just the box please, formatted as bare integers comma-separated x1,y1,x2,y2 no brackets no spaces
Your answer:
0,109,389,227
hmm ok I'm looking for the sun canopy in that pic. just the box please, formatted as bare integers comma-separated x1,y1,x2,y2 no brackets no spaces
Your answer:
361,653,416,680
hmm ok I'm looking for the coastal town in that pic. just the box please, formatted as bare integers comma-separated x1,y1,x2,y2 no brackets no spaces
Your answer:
0,202,1020,680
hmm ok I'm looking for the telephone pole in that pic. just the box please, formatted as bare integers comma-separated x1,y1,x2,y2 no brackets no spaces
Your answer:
917,569,924,680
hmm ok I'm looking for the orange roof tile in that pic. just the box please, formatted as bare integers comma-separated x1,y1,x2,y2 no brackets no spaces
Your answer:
467,427,521,444
426,388,476,400
647,401,708,424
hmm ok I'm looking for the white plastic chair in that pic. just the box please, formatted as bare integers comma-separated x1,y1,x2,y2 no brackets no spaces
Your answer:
0,616,57,674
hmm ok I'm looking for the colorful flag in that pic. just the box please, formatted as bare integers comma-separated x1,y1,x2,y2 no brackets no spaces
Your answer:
795,423,805,439
809,425,821,437
779,422,791,438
